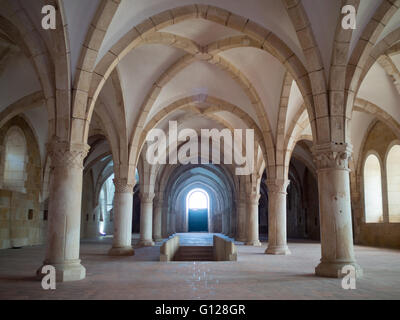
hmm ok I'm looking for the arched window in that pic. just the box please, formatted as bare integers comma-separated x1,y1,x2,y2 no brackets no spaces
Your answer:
363,154,383,223
99,174,115,235
3,126,27,193
386,145,400,223
135,168,139,183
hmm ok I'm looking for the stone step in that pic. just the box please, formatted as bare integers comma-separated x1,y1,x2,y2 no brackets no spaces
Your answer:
174,246,214,261
175,256,214,261
178,246,213,251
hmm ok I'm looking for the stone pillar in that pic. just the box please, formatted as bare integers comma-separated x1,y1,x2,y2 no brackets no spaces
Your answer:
161,203,169,238
153,194,163,242
245,193,261,246
222,211,229,235
108,178,134,256
169,211,176,235
37,141,89,282
140,193,155,246
313,143,362,278
229,205,236,238
236,198,247,242
265,179,291,255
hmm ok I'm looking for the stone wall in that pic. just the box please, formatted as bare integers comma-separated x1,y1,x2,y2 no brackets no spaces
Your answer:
0,190,43,248
213,235,237,261
0,116,45,249
353,121,400,249
358,224,400,249
160,235,180,261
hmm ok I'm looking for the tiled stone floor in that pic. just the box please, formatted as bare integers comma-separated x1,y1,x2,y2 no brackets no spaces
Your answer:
0,234,399,300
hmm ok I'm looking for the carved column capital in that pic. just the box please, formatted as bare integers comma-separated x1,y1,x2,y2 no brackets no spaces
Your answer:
141,193,155,204
113,178,134,194
312,143,352,171
246,193,260,204
266,179,290,195
47,140,89,169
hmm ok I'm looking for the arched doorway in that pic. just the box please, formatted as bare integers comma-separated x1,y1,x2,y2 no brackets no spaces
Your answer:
186,189,209,232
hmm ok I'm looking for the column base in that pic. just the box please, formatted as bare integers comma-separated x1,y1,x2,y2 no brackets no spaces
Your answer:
139,240,155,247
265,245,291,255
153,238,163,242
37,260,86,282
245,240,262,246
315,261,363,278
108,246,135,256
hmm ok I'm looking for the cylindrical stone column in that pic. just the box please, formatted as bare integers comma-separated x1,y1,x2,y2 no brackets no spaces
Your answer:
265,179,291,255
153,194,163,242
222,211,229,235
229,204,236,238
236,199,247,242
108,178,134,256
37,141,89,282
245,193,261,246
313,144,362,278
162,203,169,238
140,193,155,246
168,210,176,236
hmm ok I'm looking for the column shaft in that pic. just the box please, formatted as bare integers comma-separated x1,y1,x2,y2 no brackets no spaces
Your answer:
161,204,169,238
108,179,134,256
236,202,247,242
222,211,229,235
265,179,291,255
314,144,362,278
169,212,176,236
245,194,261,246
140,194,155,246
153,196,163,242
229,206,236,238
38,142,89,282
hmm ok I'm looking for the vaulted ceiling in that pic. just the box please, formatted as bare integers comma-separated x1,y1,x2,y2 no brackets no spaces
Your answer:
1,0,400,183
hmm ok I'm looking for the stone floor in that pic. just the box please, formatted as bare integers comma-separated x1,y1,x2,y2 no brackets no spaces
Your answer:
0,234,399,300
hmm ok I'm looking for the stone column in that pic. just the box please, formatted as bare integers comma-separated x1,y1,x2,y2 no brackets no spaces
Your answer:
37,141,89,282
229,205,236,238
161,203,169,238
265,179,291,255
140,193,155,246
313,143,362,278
245,193,261,246
153,193,163,242
108,178,134,256
236,198,247,242
222,211,229,235
169,211,176,235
